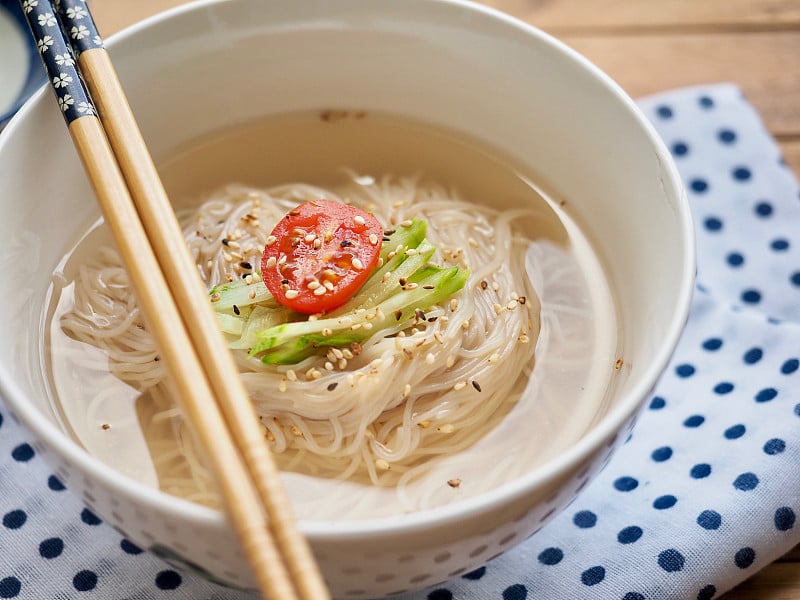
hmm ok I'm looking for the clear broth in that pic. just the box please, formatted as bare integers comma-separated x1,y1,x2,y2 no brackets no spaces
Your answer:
46,111,620,519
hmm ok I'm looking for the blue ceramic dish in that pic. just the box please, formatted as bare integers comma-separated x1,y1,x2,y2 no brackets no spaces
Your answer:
0,0,47,129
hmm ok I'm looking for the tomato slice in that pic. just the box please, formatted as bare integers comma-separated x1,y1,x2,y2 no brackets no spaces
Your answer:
260,200,383,314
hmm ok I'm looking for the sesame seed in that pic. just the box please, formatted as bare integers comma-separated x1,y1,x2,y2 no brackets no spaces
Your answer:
369,234,378,245
210,292,221,302
324,281,335,291
285,289,299,299
375,459,390,470
417,420,430,428
245,274,254,284
324,361,334,371
313,238,321,249
507,300,518,310
450,299,458,312
488,353,500,364
468,237,478,247
400,219,413,227
405,248,417,256
425,353,435,365
278,254,287,265
342,348,354,359
206,260,213,271
446,355,456,368
453,381,467,391
519,334,530,344
363,322,373,330
222,251,233,262
347,374,355,387
352,257,364,270
437,424,455,433
381,271,392,283
249,290,256,299
461,320,470,330
422,285,434,290
403,384,412,398
615,358,624,369
291,426,303,436
434,332,444,344
351,323,362,330
447,479,461,488
338,358,348,370
314,287,326,296
354,215,366,226
279,378,287,392
403,283,418,290
308,281,321,290
332,348,344,359
101,423,110,430
304,233,316,242
286,369,297,381
492,281,500,291
265,235,277,246
493,303,503,314
322,328,333,337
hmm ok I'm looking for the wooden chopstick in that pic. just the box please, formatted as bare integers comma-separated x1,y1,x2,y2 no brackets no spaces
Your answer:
23,2,329,598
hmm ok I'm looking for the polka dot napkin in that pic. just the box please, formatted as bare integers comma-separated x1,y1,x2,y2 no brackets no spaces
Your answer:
1,83,799,599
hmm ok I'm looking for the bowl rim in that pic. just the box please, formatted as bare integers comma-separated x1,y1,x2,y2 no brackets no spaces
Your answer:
0,0,695,540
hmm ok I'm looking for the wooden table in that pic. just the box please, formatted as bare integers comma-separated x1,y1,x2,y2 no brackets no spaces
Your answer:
92,1,800,598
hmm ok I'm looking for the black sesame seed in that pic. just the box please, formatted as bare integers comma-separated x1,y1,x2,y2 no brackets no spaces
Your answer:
340,239,354,248
327,382,338,391
281,279,289,285
395,309,403,321
222,238,230,246
239,261,252,270
233,305,240,316
422,285,434,290
472,380,482,392
398,277,407,286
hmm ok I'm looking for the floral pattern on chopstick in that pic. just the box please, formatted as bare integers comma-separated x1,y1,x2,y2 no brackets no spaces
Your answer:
20,0,100,124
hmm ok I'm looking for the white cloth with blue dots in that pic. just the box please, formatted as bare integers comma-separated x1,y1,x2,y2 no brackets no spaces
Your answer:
2,84,799,599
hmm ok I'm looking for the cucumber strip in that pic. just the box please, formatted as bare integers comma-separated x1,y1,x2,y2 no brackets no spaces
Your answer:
378,219,427,264
332,242,435,315
216,312,246,336
229,304,290,350
209,277,273,312
250,266,468,359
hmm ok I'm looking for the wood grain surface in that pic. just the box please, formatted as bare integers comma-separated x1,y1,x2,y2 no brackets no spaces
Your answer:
90,1,800,597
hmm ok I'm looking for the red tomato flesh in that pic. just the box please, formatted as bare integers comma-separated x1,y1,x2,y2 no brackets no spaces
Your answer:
260,200,383,314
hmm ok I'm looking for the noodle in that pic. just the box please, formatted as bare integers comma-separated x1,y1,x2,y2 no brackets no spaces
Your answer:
59,175,543,504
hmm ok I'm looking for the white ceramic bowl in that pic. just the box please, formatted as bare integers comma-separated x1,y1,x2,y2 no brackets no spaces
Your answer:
0,0,694,596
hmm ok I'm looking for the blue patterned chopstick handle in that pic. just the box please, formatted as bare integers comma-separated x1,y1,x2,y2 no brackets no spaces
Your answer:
19,0,95,124
54,0,103,55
